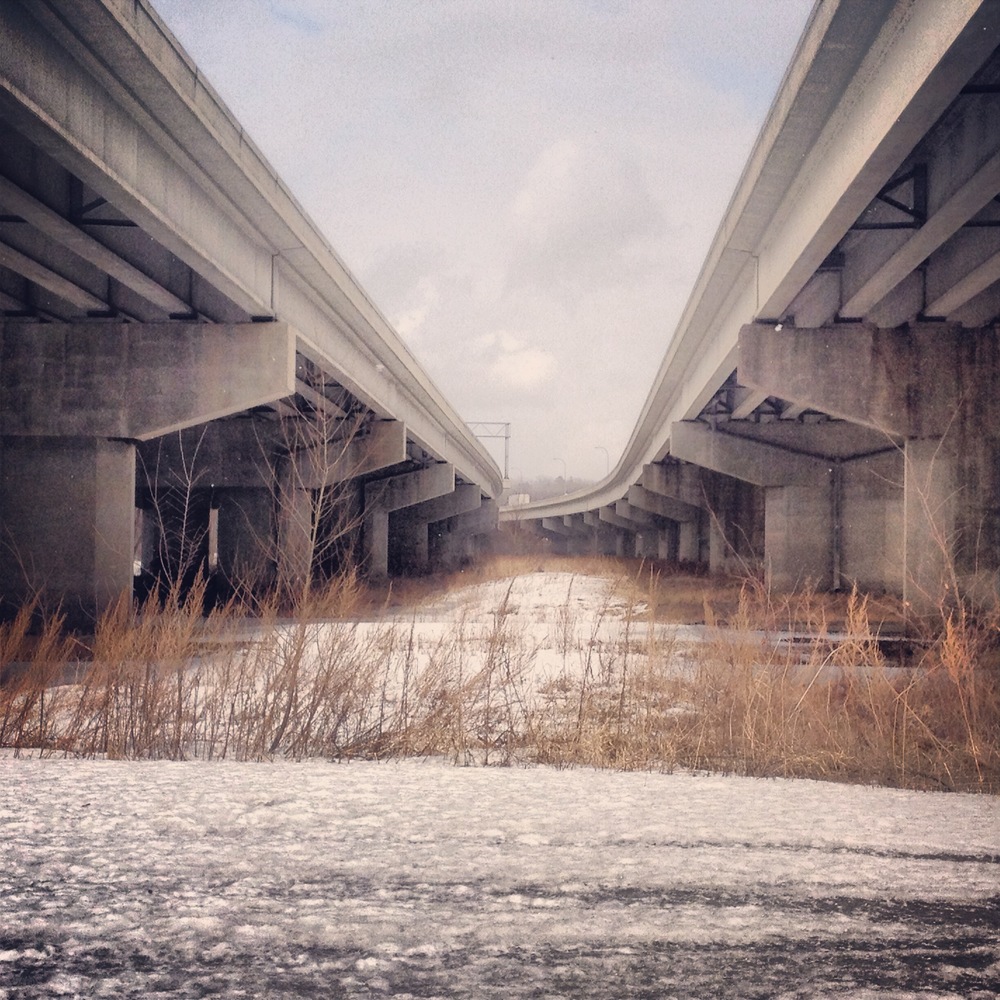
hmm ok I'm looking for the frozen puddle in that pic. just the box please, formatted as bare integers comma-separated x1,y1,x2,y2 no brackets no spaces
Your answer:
2,757,998,998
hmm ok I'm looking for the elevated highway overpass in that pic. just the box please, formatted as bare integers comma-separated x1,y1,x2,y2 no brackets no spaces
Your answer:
503,0,1000,606
0,0,503,619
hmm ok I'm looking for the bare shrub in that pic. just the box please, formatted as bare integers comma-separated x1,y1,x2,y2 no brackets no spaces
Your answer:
1,555,996,791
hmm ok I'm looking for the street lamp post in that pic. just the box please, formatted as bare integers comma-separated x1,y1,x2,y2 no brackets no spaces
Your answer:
554,457,567,493
595,445,610,477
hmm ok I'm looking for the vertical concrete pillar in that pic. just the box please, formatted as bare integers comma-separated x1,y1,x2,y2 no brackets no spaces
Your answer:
0,437,135,621
363,465,455,578
215,487,275,586
678,520,700,564
764,482,834,591
841,450,905,594
904,438,957,607
391,517,431,574
276,476,314,593
657,526,677,562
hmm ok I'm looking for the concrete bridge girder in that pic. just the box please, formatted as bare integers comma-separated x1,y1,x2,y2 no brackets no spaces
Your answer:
627,482,699,524
738,322,1000,440
295,420,408,489
541,517,572,538
598,506,635,532
670,421,831,489
0,321,296,440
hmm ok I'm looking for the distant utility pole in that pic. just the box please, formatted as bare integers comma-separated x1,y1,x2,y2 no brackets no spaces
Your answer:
468,421,511,480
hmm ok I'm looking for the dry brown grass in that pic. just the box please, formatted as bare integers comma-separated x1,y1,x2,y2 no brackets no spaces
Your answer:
1,556,996,792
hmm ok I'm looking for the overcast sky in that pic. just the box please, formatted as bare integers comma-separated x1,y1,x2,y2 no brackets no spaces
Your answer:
154,0,814,482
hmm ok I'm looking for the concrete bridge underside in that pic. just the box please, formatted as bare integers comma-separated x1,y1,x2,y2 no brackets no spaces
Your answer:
0,0,502,621
504,0,1000,609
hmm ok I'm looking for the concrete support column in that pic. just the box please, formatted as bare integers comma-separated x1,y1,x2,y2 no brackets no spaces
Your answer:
671,422,823,585
764,483,834,591
270,458,313,594
362,464,455,578
214,488,275,587
678,520,700,564
840,450,905,594
904,438,957,607
433,500,499,570
584,511,624,556
0,436,135,621
640,463,707,567
598,506,639,556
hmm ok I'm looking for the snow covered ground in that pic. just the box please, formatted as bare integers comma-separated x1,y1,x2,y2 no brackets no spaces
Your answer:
2,571,998,997
2,758,998,998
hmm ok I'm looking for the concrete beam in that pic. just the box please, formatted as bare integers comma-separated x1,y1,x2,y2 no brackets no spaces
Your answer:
137,419,280,491
706,420,898,459
627,483,699,523
295,420,407,488
599,506,635,531
614,500,658,528
640,462,705,510
738,322,1000,439
541,517,572,537
0,240,107,313
365,463,455,516
0,174,191,316
401,483,483,526
1,321,296,440
841,147,1000,320
670,422,830,487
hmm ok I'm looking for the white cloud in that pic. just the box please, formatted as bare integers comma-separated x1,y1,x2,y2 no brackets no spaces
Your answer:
487,333,555,391
153,0,814,478
391,276,439,343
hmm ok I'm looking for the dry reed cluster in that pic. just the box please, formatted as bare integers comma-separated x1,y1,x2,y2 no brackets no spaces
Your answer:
1,557,997,793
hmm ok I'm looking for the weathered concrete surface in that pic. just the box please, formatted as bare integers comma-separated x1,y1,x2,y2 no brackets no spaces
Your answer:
499,2,999,605
296,421,407,488
432,500,500,569
363,465,455,578
0,436,134,619
671,421,831,488
738,323,1000,439
1,322,296,440
393,485,483,575
628,484,699,525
